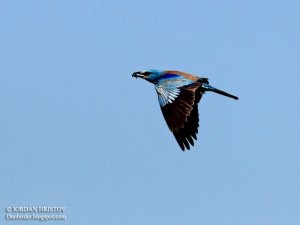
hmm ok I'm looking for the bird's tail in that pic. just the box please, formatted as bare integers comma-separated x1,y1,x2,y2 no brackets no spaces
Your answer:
202,83,239,100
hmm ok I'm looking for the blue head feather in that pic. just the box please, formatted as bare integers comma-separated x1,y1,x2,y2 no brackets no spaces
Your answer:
142,69,163,83
132,69,184,84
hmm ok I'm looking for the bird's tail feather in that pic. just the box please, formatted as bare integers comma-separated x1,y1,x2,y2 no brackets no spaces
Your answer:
202,84,238,100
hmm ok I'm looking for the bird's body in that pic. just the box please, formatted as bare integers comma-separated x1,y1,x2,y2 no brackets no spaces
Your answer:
132,69,238,151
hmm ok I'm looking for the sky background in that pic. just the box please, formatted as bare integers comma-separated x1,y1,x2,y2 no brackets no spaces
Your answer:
1,0,300,224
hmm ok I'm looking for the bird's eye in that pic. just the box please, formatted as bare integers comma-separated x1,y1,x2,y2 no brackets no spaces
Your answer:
143,71,151,76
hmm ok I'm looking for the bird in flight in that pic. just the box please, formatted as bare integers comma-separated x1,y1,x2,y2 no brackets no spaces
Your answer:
132,69,238,151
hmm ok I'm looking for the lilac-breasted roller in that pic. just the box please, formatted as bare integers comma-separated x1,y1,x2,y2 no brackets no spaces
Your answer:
132,69,238,151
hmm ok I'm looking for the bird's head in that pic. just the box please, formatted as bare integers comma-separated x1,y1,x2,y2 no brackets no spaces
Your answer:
132,69,163,83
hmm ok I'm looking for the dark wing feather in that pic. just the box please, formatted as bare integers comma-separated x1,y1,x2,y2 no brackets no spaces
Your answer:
173,90,203,150
160,82,204,150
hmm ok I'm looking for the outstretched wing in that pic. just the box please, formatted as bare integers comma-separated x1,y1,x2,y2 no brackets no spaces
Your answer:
171,86,203,150
155,79,204,150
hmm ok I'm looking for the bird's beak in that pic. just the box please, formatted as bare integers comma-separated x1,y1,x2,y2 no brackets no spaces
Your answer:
132,71,144,79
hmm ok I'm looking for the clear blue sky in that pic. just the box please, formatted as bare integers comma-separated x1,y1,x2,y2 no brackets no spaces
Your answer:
1,1,299,224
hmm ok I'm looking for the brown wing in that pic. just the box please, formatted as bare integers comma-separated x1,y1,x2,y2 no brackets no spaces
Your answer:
160,82,204,150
